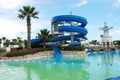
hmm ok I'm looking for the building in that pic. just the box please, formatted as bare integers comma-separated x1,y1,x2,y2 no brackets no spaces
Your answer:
99,22,113,48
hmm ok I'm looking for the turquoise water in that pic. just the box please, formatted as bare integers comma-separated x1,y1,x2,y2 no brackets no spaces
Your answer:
0,50,120,80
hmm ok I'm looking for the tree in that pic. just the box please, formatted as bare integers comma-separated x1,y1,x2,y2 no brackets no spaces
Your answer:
2,37,6,40
12,38,17,45
0,38,2,47
81,36,88,41
113,40,120,45
4,39,10,47
23,39,28,48
17,37,23,48
18,6,39,49
2,37,6,47
89,40,100,45
36,29,52,48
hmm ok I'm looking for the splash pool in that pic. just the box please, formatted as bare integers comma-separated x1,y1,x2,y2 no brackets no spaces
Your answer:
0,50,120,80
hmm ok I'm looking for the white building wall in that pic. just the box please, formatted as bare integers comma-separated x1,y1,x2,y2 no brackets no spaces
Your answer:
101,36,113,48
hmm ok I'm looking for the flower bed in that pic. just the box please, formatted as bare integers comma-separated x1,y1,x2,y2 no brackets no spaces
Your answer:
5,48,41,57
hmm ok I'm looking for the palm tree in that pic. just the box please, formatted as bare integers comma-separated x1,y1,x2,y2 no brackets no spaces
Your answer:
113,40,120,45
2,37,6,42
2,37,6,47
23,39,28,48
4,39,10,47
81,36,88,41
36,29,52,48
18,6,39,49
0,38,2,47
12,39,17,45
90,40,100,45
17,37,23,48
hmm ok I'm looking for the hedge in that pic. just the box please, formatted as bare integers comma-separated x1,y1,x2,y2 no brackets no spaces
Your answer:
0,48,6,53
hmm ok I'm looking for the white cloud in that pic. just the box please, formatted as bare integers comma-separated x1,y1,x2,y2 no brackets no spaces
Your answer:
31,20,51,39
0,18,26,39
0,0,51,39
0,0,32,10
0,17,51,39
72,0,89,8
0,0,50,10
111,30,120,40
111,30,120,35
114,0,120,7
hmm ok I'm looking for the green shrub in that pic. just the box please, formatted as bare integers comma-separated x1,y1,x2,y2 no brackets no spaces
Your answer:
59,46,85,51
0,48,6,53
17,47,23,50
44,46,53,51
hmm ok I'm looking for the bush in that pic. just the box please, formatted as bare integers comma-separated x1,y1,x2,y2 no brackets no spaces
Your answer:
17,47,23,50
5,48,41,57
44,46,53,51
59,46,85,51
0,48,6,53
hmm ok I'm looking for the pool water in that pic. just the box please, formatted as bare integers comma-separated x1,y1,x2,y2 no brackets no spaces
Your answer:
0,50,120,80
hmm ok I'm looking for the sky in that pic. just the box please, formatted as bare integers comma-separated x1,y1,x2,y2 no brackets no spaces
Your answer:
0,0,120,42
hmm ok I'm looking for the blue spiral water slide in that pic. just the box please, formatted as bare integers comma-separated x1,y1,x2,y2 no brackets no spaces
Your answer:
51,15,88,45
31,15,88,59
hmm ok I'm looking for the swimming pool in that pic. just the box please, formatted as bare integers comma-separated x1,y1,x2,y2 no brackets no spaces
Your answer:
0,50,120,80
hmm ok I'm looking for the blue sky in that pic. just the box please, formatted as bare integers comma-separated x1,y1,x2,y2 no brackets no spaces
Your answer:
0,0,120,42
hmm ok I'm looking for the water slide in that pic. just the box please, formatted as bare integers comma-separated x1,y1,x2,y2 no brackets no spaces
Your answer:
52,45,62,62
31,15,88,59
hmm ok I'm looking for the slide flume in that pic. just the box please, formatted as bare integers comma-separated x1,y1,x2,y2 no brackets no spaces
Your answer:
31,15,88,59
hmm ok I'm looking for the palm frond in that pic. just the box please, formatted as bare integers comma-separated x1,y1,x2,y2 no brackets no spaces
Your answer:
18,14,25,19
18,6,39,19
30,7,35,13
31,12,39,18
18,9,27,15
23,6,31,15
